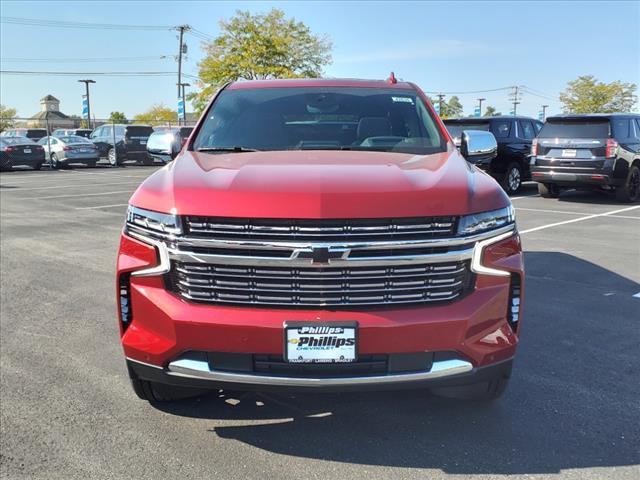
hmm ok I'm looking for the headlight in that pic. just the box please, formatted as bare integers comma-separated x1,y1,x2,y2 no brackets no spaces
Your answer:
458,205,515,236
126,205,181,235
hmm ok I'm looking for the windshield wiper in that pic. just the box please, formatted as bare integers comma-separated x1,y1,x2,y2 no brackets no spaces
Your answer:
196,146,260,153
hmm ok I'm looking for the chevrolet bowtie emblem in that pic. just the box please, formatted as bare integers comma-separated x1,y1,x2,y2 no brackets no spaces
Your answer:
293,246,350,264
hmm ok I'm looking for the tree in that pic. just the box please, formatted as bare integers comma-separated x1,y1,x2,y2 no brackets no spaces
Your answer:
559,75,637,113
190,8,332,113
445,96,463,118
109,111,128,124
0,104,17,133
133,104,177,126
483,106,497,117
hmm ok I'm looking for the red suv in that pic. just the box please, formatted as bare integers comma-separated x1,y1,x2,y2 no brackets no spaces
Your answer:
117,78,524,402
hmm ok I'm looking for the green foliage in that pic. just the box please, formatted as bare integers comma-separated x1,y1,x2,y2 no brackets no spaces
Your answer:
109,111,128,124
559,75,637,113
445,96,463,118
0,104,17,132
133,104,177,126
483,106,497,117
191,8,332,114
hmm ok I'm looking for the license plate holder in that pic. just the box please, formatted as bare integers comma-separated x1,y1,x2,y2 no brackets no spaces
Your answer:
561,149,577,158
284,322,357,364
23,148,31,153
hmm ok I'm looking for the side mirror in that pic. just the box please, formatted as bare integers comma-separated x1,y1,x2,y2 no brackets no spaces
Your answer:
460,130,497,163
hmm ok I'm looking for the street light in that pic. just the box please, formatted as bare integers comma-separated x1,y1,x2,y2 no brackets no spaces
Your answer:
477,97,486,116
78,79,95,129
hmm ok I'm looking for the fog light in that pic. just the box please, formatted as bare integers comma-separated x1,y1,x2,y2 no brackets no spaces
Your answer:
119,273,132,330
508,273,521,331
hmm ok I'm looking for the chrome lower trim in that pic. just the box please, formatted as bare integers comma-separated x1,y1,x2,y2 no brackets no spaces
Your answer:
164,357,474,387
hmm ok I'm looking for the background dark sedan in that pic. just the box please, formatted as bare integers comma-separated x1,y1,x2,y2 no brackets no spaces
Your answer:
0,137,46,171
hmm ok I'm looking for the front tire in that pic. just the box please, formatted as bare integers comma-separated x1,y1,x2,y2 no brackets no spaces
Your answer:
431,364,512,401
615,164,640,203
107,148,120,167
50,153,61,169
141,154,154,166
501,162,522,195
538,182,560,198
128,365,208,403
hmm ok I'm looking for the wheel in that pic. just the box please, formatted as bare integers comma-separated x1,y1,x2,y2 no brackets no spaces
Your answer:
431,364,512,401
127,364,208,403
141,154,154,166
108,148,120,167
615,164,640,203
501,162,522,195
33,162,43,171
538,182,560,198
50,153,60,169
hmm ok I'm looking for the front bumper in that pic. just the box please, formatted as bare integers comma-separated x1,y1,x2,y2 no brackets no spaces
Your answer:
127,355,513,393
117,230,524,391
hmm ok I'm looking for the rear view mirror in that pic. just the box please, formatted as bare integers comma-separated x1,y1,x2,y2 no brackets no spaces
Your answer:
460,130,497,163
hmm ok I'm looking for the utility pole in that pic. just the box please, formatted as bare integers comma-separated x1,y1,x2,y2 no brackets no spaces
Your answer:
178,82,190,125
78,79,95,128
436,93,446,117
176,25,190,124
541,104,549,121
509,85,522,116
477,97,486,116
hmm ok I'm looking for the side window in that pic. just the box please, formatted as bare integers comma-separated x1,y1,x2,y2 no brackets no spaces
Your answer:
103,125,113,137
116,126,126,136
91,127,102,138
491,121,511,138
519,120,536,140
534,121,543,134
635,119,640,140
611,118,630,139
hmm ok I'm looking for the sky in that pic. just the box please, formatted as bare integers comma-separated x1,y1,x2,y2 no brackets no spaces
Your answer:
1,0,639,120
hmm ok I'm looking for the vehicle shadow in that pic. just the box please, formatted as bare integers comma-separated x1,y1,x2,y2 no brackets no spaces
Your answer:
153,251,640,475
556,188,627,206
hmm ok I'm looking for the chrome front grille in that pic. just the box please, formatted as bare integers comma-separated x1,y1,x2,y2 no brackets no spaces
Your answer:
168,260,473,307
184,216,457,241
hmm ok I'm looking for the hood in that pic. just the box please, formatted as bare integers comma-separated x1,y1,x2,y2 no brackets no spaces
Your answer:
129,148,509,218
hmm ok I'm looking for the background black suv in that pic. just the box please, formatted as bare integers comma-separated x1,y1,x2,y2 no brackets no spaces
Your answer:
531,114,640,203
89,124,154,166
444,116,543,194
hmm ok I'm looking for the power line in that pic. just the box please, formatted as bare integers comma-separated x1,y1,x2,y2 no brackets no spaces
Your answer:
0,70,177,77
424,86,513,95
0,16,174,31
1,56,173,63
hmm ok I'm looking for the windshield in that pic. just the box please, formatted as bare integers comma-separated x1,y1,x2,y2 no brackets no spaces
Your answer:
539,120,610,139
193,87,446,154
444,122,490,138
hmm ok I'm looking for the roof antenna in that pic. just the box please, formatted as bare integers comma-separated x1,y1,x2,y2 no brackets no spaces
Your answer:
387,72,397,84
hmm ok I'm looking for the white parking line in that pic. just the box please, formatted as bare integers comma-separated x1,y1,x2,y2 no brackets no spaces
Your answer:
22,190,133,200
510,194,540,200
0,180,142,192
75,203,128,210
520,205,640,234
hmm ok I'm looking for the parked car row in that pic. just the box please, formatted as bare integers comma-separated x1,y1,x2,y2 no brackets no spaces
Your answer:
444,113,640,202
0,124,193,170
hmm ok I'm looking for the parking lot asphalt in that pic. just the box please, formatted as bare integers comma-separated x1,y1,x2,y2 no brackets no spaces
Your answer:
1,165,639,480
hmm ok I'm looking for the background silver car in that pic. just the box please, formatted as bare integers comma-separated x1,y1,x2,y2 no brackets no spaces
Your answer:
38,135,100,169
